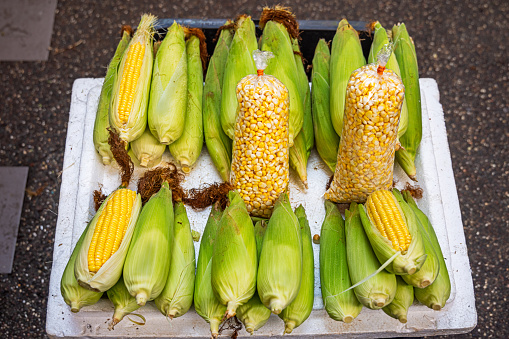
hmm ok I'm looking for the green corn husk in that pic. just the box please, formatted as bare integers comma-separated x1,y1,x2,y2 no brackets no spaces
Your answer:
368,21,408,139
237,292,271,334
203,22,234,182
212,190,257,318
279,205,314,333
123,182,173,305
403,191,451,310
109,14,156,143
393,23,422,181
345,203,397,309
312,39,338,173
194,203,227,338
257,193,302,314
358,189,427,275
220,15,258,139
320,200,362,322
61,222,103,312
148,21,187,144
168,33,204,173
107,275,141,329
93,29,131,165
155,201,195,318
254,220,268,258
330,19,366,136
130,128,166,167
382,276,414,323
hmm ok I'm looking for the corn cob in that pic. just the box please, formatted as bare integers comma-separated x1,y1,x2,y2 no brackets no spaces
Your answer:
236,292,271,334
74,188,142,292
393,23,422,181
230,50,290,218
147,21,187,144
203,22,234,182
324,46,405,203
329,19,366,136
220,15,258,139
60,222,103,312
368,21,408,139
107,275,141,329
130,127,166,168
194,203,227,338
110,14,155,143
155,201,195,318
93,29,131,165
403,191,451,310
345,203,397,309
320,200,362,322
382,276,414,323
279,205,314,333
257,193,302,314
211,190,257,318
123,182,173,305
312,39,339,173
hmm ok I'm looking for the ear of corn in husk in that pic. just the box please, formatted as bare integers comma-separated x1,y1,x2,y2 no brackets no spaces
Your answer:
220,15,258,139
329,19,366,136
61,222,103,312
254,219,268,259
130,128,166,167
168,31,205,173
345,203,397,309
278,205,314,333
393,23,422,181
358,189,427,275
123,182,173,305
74,188,142,292
194,203,227,338
211,190,257,318
257,193,302,314
106,275,141,329
403,191,451,310
109,14,156,143
155,201,195,318
382,275,414,323
93,29,131,165
320,200,362,322
203,22,234,182
311,39,339,173
147,21,187,144
236,292,271,335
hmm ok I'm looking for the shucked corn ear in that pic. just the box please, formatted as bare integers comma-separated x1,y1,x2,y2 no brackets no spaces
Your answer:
220,15,258,139
329,19,366,136
345,203,397,309
106,275,141,329
110,14,155,143
155,202,195,318
93,29,131,165
61,222,103,312
123,182,173,305
75,188,142,292
194,203,226,338
236,292,271,335
359,189,427,275
320,200,362,322
203,22,234,182
279,205,314,333
312,39,339,173
211,190,257,318
382,276,414,323
257,193,302,314
130,127,166,168
148,21,187,144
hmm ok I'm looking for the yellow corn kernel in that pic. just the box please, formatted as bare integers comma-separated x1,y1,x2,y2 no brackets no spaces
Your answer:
117,42,145,125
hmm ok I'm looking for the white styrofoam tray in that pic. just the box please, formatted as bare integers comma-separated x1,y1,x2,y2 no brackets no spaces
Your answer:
46,78,476,338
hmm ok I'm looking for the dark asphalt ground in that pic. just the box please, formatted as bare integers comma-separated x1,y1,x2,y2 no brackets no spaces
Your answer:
0,0,507,338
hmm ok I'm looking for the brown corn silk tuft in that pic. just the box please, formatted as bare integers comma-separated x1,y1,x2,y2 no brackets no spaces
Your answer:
214,21,235,42
107,128,134,187
402,183,424,199
136,164,186,204
183,27,208,71
325,175,333,191
259,5,300,40
183,182,234,211
120,25,133,38
93,188,107,211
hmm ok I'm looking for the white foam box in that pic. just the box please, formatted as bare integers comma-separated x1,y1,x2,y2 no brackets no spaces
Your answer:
46,78,477,338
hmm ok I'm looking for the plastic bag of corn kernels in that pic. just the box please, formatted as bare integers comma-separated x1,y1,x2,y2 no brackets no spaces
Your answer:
230,50,290,218
324,45,405,203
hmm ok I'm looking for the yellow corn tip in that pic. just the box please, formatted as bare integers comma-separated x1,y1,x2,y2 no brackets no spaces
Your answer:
117,42,146,125
87,189,136,273
231,74,290,218
366,190,411,252
326,64,405,202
